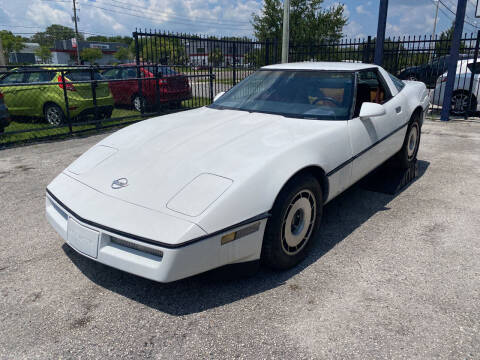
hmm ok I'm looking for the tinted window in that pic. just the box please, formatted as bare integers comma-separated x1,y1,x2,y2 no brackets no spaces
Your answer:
65,70,104,81
124,68,137,79
27,71,55,83
0,72,25,84
210,70,355,120
389,73,405,91
158,66,177,76
467,63,480,74
102,69,122,79
358,70,392,102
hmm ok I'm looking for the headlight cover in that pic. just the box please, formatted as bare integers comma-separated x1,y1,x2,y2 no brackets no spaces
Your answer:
167,173,233,217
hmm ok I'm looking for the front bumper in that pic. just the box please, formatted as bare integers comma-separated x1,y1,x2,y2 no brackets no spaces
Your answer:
45,178,265,282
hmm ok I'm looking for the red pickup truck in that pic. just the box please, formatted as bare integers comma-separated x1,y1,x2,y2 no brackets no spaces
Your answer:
102,64,192,111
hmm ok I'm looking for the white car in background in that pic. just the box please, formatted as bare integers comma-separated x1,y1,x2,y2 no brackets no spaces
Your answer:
431,58,480,114
46,62,429,283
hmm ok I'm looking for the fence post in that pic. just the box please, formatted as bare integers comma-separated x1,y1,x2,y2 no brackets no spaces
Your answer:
209,65,214,102
441,0,468,121
60,70,72,134
466,30,480,119
363,36,372,63
89,66,99,128
265,39,270,66
134,31,144,115
374,0,388,66
154,64,161,113
233,42,237,85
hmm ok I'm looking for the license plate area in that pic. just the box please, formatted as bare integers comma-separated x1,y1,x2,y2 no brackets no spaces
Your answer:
67,217,99,258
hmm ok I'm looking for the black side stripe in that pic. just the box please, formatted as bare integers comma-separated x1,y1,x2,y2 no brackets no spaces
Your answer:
46,188,270,249
326,121,409,177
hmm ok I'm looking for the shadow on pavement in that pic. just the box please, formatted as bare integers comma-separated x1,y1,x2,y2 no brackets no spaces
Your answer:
63,160,430,316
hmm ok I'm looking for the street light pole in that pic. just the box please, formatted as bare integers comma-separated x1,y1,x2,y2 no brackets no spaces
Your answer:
281,0,290,63
72,0,81,64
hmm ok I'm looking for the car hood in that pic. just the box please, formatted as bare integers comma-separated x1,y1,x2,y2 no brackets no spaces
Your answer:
63,107,339,218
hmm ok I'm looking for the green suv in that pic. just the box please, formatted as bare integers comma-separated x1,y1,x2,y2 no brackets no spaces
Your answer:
0,67,114,125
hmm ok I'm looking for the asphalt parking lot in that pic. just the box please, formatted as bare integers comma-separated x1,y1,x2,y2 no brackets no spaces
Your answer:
1,118,479,359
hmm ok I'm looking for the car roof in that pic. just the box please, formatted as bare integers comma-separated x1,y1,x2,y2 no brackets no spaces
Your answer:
261,61,379,71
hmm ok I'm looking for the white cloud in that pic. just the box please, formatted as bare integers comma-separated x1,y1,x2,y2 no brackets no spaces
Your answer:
356,5,367,15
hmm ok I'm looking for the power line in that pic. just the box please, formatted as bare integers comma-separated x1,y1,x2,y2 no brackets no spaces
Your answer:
38,0,252,29
437,0,480,29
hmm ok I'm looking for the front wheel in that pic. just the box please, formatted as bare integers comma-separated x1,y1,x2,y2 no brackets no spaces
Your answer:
451,91,477,115
44,103,65,126
395,113,421,169
262,174,323,270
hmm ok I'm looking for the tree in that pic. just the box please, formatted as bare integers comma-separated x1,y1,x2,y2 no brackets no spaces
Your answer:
31,24,84,47
434,23,465,58
137,38,187,64
80,48,103,64
209,48,223,66
35,45,52,63
0,31,25,63
114,47,131,62
87,35,133,44
252,0,347,44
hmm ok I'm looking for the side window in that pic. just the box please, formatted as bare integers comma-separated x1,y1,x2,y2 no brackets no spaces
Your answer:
467,63,480,74
0,72,25,84
388,73,405,92
354,70,392,117
103,69,122,80
125,68,137,79
26,71,54,83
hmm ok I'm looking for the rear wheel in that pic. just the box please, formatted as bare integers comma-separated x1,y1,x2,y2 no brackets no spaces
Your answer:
262,174,323,270
44,103,65,126
132,95,146,112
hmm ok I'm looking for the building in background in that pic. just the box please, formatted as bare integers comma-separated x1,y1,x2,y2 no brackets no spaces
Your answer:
9,43,41,64
184,39,253,67
51,40,129,65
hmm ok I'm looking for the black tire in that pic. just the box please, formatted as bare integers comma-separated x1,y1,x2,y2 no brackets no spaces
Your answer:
132,95,146,112
262,174,323,270
395,112,421,169
44,103,65,126
451,91,477,115
103,109,113,119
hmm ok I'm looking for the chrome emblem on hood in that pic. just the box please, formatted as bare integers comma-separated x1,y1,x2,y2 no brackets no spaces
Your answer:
111,177,128,189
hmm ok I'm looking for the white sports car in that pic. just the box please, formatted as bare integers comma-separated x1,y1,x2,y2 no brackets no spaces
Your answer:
46,62,429,282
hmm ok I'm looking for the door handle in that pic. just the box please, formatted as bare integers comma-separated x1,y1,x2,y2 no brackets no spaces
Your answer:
395,106,402,114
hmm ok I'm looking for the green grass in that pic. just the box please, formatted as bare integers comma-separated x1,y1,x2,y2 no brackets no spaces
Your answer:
0,99,212,146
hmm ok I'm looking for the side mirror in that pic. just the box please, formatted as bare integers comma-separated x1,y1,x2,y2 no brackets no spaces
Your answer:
359,102,386,119
213,91,225,102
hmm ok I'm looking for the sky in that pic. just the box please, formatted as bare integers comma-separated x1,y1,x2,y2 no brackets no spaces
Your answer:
1,0,480,41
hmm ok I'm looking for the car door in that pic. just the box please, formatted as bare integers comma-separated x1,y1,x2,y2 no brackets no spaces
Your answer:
348,69,409,184
0,72,27,115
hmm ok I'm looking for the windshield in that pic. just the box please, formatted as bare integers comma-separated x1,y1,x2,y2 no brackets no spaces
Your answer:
209,70,354,120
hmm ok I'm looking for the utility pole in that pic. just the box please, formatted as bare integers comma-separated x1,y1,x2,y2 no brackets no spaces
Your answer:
429,0,440,62
281,0,290,63
72,0,81,64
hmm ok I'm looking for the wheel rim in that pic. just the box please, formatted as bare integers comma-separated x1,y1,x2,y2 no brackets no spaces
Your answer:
407,123,419,160
451,93,469,112
281,189,316,256
133,96,143,111
46,106,62,125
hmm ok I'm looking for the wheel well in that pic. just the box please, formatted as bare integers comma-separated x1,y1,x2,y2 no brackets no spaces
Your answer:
43,102,63,116
283,166,329,204
411,106,424,126
452,89,477,100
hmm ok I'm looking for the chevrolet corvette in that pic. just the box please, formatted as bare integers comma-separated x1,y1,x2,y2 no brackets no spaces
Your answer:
46,62,429,282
